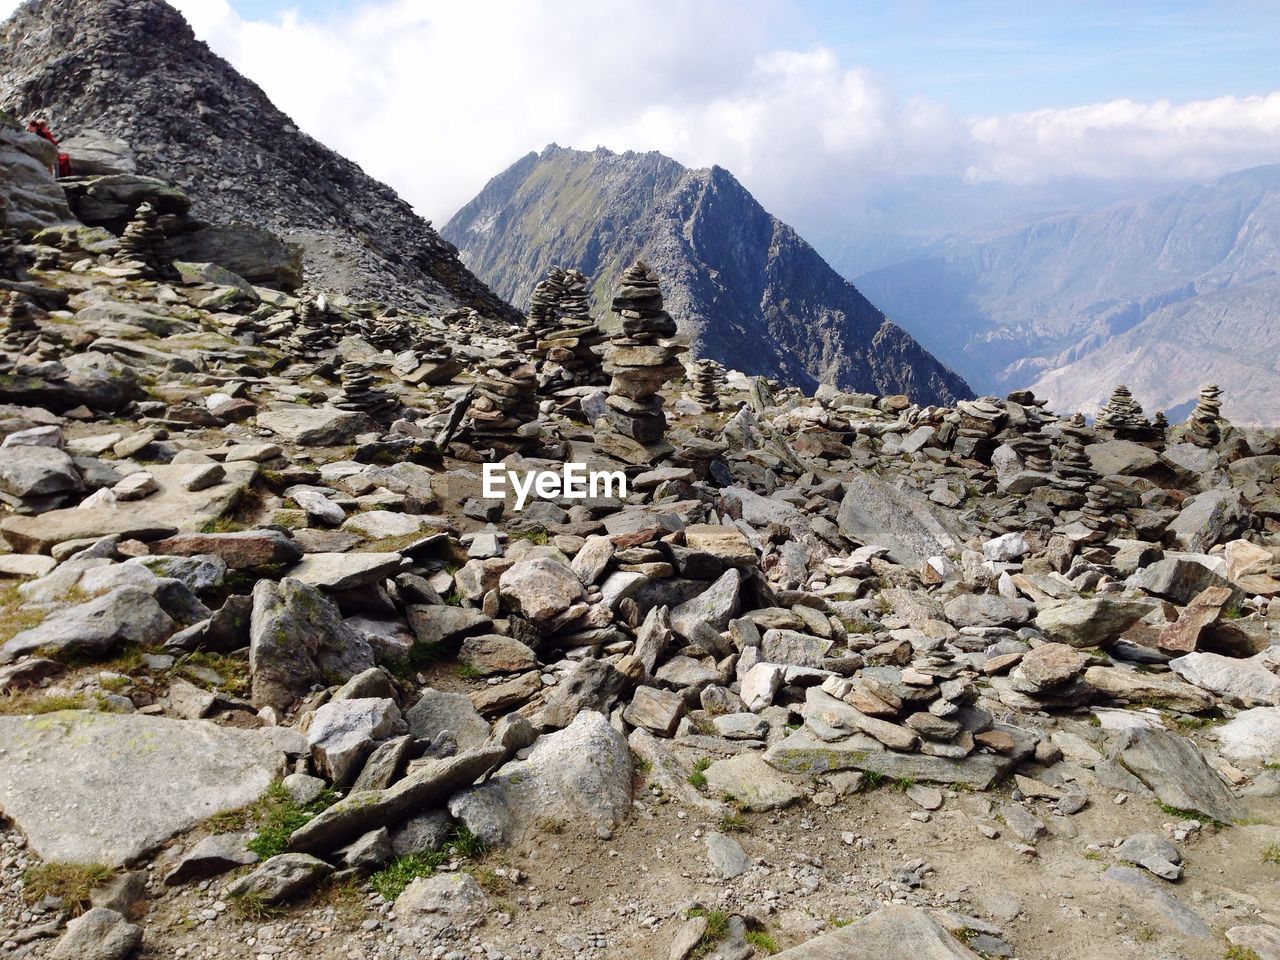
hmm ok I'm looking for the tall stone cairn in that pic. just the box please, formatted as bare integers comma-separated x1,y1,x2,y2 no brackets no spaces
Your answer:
1095,384,1151,439
689,358,726,411
288,293,341,361
521,266,607,392
117,202,169,279
333,360,397,420
0,291,42,354
466,359,539,447
600,261,685,447
1183,384,1224,446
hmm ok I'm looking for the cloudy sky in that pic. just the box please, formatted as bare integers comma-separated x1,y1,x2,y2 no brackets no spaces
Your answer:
6,0,1280,237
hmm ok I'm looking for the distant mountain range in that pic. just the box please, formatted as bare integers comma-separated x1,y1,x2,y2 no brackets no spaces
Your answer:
443,145,972,406
854,164,1280,424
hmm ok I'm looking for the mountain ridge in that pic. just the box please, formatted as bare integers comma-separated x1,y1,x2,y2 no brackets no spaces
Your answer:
0,0,520,321
446,144,973,405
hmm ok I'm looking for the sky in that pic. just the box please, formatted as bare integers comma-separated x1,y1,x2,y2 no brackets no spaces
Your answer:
5,0,1280,235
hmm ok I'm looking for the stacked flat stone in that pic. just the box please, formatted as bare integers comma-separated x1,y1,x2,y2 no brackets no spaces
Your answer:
467,360,539,445
0,291,42,353
522,267,608,392
1095,385,1151,438
1001,391,1052,473
1051,439,1095,495
1152,411,1169,435
357,313,414,352
1183,384,1224,446
688,358,726,411
289,294,341,361
1080,483,1125,541
600,261,685,445
117,202,168,279
333,361,397,420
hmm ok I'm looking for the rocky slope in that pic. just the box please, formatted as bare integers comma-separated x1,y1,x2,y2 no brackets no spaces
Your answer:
0,0,520,321
855,165,1280,424
1,118,1280,960
444,145,972,405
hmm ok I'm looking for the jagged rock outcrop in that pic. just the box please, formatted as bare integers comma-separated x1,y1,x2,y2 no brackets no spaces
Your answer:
0,0,520,320
444,145,972,405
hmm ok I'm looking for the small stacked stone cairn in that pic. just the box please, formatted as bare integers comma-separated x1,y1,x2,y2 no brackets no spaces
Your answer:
1182,384,1224,446
116,202,169,279
997,642,1091,710
1095,384,1152,440
288,293,342,362
598,261,686,456
521,267,608,392
1050,439,1095,501
333,360,397,420
688,358,727,411
951,397,1007,461
1079,482,1126,542
466,359,539,447
1000,390,1053,475
0,291,43,354
1152,411,1169,435
356,313,415,352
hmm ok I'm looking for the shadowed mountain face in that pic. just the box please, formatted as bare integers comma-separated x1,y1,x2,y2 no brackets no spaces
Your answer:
855,165,1280,425
444,145,972,405
0,0,520,321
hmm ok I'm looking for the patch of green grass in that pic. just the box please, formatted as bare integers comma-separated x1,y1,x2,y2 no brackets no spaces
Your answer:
688,757,712,790
746,929,778,954
859,771,885,792
456,662,482,680
207,781,338,853
1263,761,1280,772
229,891,281,921
465,865,511,895
688,908,731,960
830,916,853,929
1083,850,1103,861
509,527,549,545
442,590,464,607
0,691,90,716
1136,926,1157,942
22,862,114,913
631,752,652,775
200,516,247,534
1155,800,1226,829
174,651,250,697
1262,843,1280,865
384,640,445,681
0,582,47,644
892,777,916,793
1225,947,1262,960
370,827,486,901
719,813,748,833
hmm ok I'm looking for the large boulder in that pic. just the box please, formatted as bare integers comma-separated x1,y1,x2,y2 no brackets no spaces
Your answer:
61,173,190,231
306,697,405,789
498,557,584,624
248,578,375,710
394,873,488,942
1110,726,1241,824
0,445,81,501
165,222,303,290
1217,707,1280,764
1034,597,1152,647
0,711,284,865
0,124,72,233
1169,651,1280,707
59,129,137,175
0,585,174,663
257,406,376,446
1166,489,1249,553
836,472,971,567
770,904,980,959
449,711,633,845
48,907,142,960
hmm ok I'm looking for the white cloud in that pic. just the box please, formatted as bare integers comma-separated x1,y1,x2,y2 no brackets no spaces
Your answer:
7,0,1280,229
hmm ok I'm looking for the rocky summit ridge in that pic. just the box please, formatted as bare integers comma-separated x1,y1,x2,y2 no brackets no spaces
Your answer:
0,0,520,321
444,144,973,407
0,98,1279,959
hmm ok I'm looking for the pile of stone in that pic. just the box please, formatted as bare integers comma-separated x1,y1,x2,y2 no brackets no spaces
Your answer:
0,291,43,355
995,642,1091,710
952,397,1007,461
521,266,607,393
1095,384,1152,440
1050,439,1095,504
688,358,727,411
597,261,686,460
466,360,540,447
288,294,342,362
332,361,397,420
1181,384,1224,446
116,202,169,280
354,313,414,353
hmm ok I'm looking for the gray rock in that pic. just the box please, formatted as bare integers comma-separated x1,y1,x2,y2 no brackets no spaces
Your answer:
761,628,832,667
449,711,632,845
281,773,328,806
307,697,404,789
1129,557,1229,605
290,552,401,591
128,554,226,593
1169,651,1280,707
164,832,258,885
226,852,331,904
703,753,803,811
704,830,752,879
405,688,491,750
248,577,374,710
150,529,302,570
498,557,584,623
0,711,283,866
1103,866,1212,939
1115,832,1183,880
459,633,538,675
337,827,393,871
394,872,488,940
713,713,770,740
623,685,686,736
257,406,375,446
1034,597,1152,648
765,728,1012,789
0,445,80,499
571,534,615,584
49,907,142,960
944,594,1034,628
671,568,741,638
1087,439,1159,476
1111,726,1241,823
1218,707,1280,764
1,585,175,663
633,604,673,674
769,904,981,959
541,656,640,729
836,473,971,567
1167,489,1248,553
390,810,453,857
351,734,413,792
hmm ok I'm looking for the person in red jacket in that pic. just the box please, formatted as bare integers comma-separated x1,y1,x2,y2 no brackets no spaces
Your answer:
25,116,72,177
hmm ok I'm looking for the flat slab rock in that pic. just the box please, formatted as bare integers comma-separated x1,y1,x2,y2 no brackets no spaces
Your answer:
0,710,285,866
0,461,257,554
771,904,980,959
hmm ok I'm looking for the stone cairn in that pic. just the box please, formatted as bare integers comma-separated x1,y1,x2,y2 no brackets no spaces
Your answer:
356,312,415,353
333,360,397,421
0,291,42,355
521,266,607,392
466,360,540,448
688,358,727,412
952,398,1007,462
1182,384,1224,446
117,202,169,280
1000,390,1052,475
288,293,342,363
598,261,685,453
1095,384,1152,440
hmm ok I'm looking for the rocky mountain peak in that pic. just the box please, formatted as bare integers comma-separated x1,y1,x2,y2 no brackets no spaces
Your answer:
0,0,521,320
